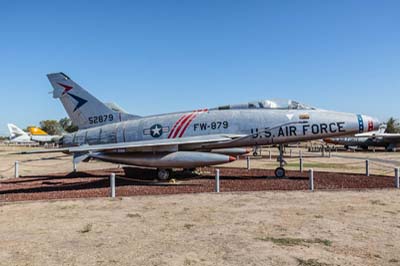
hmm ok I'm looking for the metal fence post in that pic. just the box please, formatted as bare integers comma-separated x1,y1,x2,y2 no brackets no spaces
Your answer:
309,169,314,191
300,157,303,172
14,161,19,178
246,156,251,170
395,168,399,189
269,150,271,160
365,160,369,176
328,147,331,158
73,161,77,173
290,149,292,158
110,173,116,198
215,169,220,193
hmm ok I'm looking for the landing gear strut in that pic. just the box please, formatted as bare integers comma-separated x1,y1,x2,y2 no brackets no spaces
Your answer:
157,169,172,180
274,144,287,178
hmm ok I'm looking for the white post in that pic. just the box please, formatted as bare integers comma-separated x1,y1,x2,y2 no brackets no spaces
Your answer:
321,145,325,157
73,161,77,173
215,169,220,193
269,150,271,160
300,157,303,172
373,147,376,153
14,161,19,178
395,168,399,189
110,173,116,198
365,160,369,176
246,157,251,170
309,169,314,191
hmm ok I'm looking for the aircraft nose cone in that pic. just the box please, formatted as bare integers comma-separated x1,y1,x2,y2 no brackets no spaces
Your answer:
360,115,380,132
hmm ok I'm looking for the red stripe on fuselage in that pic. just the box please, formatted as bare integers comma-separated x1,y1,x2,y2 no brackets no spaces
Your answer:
178,112,199,138
168,112,193,138
172,112,196,138
178,109,208,138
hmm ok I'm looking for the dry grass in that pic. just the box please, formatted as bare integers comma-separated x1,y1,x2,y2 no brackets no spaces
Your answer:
257,236,332,247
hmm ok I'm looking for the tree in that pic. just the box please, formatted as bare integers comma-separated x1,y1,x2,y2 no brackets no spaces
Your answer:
59,117,78,133
385,117,400,133
39,120,63,135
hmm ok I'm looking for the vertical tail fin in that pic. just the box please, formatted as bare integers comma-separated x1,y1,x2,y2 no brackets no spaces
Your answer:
7,124,28,138
47,73,139,129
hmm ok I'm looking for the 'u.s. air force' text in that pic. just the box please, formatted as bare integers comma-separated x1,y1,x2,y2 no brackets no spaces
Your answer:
251,122,346,138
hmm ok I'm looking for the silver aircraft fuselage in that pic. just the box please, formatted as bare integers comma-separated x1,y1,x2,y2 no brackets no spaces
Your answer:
61,108,378,150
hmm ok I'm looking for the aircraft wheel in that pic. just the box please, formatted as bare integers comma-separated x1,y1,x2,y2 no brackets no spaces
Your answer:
157,169,171,180
274,167,286,178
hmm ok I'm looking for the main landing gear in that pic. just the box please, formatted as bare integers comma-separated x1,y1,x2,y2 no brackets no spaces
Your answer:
274,144,287,178
157,168,172,180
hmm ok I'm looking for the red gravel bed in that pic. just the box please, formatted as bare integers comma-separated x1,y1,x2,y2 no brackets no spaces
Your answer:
0,167,396,202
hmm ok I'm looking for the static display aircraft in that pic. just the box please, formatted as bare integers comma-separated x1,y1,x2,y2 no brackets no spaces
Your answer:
325,124,400,151
23,72,380,179
28,127,61,144
7,124,60,144
7,124,34,144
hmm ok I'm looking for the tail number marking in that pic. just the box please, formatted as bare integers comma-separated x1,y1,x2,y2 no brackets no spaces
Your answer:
193,121,229,131
89,114,114,125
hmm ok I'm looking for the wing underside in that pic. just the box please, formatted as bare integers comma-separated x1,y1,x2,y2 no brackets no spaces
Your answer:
21,134,245,154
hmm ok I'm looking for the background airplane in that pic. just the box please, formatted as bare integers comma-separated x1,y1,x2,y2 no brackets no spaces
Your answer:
7,124,34,144
28,127,61,144
324,124,400,151
24,72,379,179
7,124,60,144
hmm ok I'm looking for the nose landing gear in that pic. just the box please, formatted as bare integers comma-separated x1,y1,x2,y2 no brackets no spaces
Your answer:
274,144,287,178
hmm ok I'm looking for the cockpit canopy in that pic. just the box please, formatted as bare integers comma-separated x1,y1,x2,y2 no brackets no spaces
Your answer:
215,99,316,110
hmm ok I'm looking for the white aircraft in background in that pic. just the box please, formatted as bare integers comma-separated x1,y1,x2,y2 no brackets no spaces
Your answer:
7,124,60,144
7,124,34,144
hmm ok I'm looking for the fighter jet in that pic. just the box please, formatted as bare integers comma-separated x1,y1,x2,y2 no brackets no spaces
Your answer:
23,72,379,179
324,124,400,151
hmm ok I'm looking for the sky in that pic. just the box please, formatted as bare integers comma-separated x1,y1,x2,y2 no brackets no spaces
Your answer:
0,0,399,136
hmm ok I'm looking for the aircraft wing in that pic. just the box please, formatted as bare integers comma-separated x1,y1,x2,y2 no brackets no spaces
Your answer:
69,135,242,153
378,134,400,141
355,132,400,141
20,134,244,154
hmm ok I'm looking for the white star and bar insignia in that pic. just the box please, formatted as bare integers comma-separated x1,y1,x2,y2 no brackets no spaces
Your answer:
143,124,169,138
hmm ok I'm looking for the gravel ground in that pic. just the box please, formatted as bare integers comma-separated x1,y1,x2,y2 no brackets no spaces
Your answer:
0,167,396,202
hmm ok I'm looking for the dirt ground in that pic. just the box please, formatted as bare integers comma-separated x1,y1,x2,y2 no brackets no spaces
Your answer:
1,144,400,266
1,190,400,266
